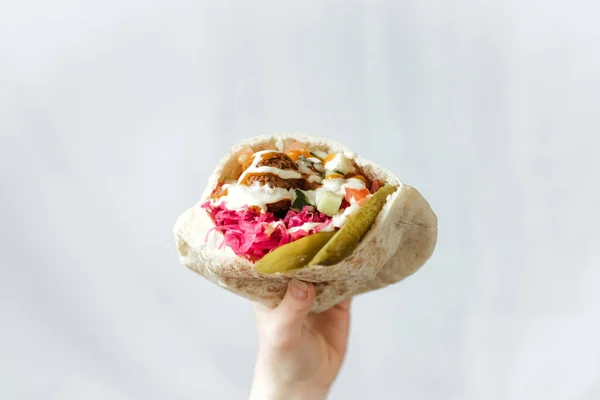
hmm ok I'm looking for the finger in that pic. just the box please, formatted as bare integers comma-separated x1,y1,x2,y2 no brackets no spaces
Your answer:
270,279,315,348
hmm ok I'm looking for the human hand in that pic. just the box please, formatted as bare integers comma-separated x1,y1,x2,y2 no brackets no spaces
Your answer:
249,279,351,400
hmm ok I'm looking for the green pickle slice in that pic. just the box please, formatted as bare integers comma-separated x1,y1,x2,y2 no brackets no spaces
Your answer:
255,231,336,274
308,185,397,267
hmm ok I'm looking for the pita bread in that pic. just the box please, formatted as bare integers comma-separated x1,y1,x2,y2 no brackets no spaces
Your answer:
173,133,437,312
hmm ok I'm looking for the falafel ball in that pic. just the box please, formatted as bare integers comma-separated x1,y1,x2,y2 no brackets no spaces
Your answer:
241,151,310,191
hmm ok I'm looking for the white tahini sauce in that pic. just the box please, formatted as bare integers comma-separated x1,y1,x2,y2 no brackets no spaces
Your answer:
215,183,296,211
332,202,360,228
287,222,323,233
320,176,365,197
237,150,302,183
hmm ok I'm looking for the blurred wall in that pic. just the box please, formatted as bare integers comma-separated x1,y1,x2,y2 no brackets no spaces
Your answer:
1,1,599,399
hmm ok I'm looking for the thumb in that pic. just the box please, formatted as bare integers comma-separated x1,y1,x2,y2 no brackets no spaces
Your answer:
272,279,315,347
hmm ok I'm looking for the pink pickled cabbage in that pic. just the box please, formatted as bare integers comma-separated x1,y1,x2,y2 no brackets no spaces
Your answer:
202,202,332,261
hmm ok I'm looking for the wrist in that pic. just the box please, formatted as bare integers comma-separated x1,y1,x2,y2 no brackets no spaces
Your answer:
249,380,328,400
249,358,329,400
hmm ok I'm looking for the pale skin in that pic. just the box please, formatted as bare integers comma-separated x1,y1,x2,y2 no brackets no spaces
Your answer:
249,279,351,400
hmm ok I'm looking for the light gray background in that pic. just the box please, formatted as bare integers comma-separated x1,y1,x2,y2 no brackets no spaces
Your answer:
1,1,599,399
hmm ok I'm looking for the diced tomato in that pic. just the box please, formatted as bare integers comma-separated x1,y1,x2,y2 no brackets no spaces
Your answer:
287,149,311,160
344,187,371,205
370,179,383,194
340,198,351,209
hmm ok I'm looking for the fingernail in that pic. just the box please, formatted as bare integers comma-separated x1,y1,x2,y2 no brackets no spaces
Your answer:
290,279,308,300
